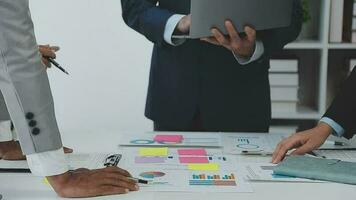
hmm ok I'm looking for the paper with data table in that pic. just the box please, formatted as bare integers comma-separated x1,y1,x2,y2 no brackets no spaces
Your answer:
129,166,252,193
242,163,322,183
123,148,235,168
119,132,222,148
224,133,288,155
314,150,356,162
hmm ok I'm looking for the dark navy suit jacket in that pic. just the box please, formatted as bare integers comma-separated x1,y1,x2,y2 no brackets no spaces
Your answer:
121,0,303,132
324,68,356,139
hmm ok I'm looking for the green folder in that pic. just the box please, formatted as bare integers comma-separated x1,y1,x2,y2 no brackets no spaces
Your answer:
273,156,356,185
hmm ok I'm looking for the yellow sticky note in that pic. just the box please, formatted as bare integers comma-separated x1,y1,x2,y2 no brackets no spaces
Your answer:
43,178,49,185
139,147,168,156
188,163,220,171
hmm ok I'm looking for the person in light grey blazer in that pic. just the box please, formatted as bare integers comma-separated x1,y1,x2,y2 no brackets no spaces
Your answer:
0,45,70,160
0,0,137,197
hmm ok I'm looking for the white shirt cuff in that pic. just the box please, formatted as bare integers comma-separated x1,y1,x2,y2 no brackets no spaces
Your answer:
26,148,69,177
233,40,264,65
320,117,345,137
164,14,186,46
12,124,18,141
0,120,13,142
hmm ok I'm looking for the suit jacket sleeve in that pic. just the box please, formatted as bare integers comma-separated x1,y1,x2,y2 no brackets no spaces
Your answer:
259,0,303,57
0,0,62,154
324,68,356,139
121,0,175,46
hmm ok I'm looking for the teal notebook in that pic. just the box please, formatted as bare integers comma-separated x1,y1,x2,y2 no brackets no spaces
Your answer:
273,156,356,185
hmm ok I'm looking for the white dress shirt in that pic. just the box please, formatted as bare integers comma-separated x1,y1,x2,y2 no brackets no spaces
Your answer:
164,14,265,65
0,120,12,142
26,148,69,176
0,120,69,176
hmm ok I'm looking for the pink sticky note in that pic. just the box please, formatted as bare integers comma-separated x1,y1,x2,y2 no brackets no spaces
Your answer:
179,157,209,164
154,135,183,143
177,148,207,156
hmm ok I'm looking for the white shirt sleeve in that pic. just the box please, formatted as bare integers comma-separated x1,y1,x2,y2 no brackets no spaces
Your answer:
11,122,18,141
164,14,186,46
0,120,13,142
320,117,345,137
26,148,69,177
233,40,264,65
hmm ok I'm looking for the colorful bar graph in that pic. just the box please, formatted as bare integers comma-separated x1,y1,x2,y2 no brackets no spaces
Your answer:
189,173,237,186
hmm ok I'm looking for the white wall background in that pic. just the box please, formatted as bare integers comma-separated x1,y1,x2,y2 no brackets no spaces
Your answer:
30,0,154,135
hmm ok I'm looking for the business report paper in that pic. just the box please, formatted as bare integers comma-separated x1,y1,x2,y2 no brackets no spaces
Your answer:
242,163,322,183
119,132,222,148
129,166,253,193
223,133,288,155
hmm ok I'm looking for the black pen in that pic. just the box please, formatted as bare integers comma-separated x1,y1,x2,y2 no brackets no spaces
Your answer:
0,168,31,173
128,177,149,184
46,57,69,75
334,141,346,146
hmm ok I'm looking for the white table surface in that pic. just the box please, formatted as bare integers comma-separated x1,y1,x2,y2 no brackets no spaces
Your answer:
1,131,356,200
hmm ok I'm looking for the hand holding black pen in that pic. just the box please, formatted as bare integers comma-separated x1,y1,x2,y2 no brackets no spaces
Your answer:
39,44,69,75
46,57,69,75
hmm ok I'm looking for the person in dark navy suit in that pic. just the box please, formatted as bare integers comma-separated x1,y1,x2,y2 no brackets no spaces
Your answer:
121,0,303,132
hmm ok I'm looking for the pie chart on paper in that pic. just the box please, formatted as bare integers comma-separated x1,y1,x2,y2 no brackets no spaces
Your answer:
139,171,166,179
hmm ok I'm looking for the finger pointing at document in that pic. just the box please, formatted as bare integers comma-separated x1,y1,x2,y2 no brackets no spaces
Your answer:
272,123,333,164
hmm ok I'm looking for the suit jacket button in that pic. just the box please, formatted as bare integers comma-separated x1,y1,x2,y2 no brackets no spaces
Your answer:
29,120,37,127
32,128,40,135
26,112,34,120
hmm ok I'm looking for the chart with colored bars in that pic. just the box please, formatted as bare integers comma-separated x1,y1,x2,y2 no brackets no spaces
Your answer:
189,173,237,186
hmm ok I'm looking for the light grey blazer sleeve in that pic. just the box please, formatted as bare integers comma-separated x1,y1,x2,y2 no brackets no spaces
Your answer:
0,0,63,154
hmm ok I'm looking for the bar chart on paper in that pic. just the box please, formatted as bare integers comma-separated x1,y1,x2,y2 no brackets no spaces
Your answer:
129,167,252,192
189,173,237,186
